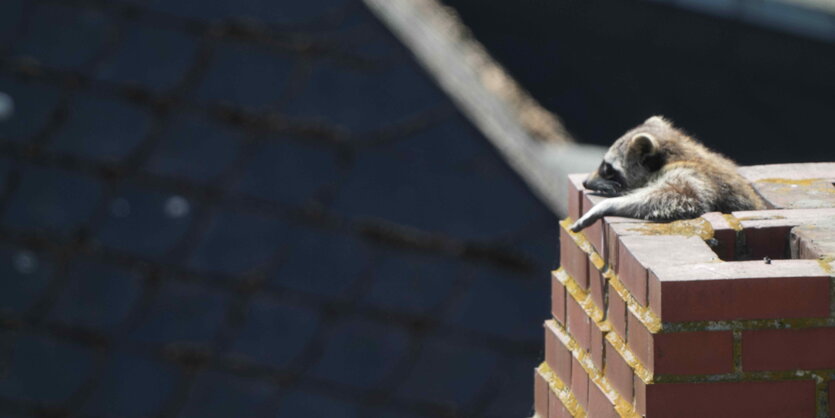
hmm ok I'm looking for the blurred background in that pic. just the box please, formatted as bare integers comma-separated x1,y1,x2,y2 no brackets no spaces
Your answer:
0,0,833,417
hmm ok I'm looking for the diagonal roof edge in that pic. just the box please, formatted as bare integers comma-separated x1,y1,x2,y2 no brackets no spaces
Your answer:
364,0,604,216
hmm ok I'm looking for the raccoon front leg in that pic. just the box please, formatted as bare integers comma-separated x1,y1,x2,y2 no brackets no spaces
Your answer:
569,196,625,232
569,186,707,232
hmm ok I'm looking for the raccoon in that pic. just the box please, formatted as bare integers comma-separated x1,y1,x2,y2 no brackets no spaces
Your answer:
569,116,765,232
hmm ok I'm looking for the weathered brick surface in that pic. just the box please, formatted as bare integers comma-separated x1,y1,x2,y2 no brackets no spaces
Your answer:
830,381,835,418
604,339,632,401
568,174,585,223
549,391,571,418
560,229,589,289
643,380,816,418
653,331,734,375
626,313,733,375
627,310,652,371
551,272,567,326
791,223,835,258
534,368,549,417
739,163,835,182
607,287,627,339
700,211,738,260
741,163,835,209
743,328,835,371
570,357,589,410
545,323,572,385
590,324,604,372
587,381,618,418
618,235,717,307
567,295,592,354
588,259,605,314
543,166,835,417
742,224,793,260
652,260,830,322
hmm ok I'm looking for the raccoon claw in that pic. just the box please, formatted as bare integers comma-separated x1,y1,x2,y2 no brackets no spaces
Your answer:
569,218,588,232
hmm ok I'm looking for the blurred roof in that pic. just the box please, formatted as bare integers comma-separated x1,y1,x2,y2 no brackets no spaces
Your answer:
0,0,558,416
658,0,835,42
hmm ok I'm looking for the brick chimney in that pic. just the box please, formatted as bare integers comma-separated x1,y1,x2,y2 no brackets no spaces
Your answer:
534,163,835,418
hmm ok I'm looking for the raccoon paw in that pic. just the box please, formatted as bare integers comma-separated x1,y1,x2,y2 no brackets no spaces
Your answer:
569,218,587,232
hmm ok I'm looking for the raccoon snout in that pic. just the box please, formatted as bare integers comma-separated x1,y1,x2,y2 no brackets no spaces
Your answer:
583,178,623,196
582,178,592,189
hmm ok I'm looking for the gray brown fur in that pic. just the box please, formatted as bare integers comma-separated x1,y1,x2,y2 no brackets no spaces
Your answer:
570,116,765,232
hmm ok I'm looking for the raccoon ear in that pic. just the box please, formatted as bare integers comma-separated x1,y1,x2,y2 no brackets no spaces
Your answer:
630,134,664,171
628,133,656,157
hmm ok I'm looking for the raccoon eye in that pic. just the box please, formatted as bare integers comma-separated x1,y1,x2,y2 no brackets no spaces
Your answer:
600,162,614,178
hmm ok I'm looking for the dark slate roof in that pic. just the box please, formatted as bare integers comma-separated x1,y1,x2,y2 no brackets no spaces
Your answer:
0,0,556,416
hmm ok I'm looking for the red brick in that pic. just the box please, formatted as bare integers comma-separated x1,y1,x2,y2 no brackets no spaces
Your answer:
634,375,646,416
590,325,604,372
734,208,835,258
829,381,835,418
604,340,633,401
583,220,606,257
619,235,718,307
588,380,618,418
535,368,549,418
551,272,567,326
700,211,738,261
738,162,835,182
735,208,835,230
626,313,732,375
648,270,662,318
654,331,733,375
605,219,648,271
580,190,608,256
743,328,835,371
607,291,626,340
750,178,835,210
585,218,604,257
644,379,816,418
606,223,622,271
560,229,589,289
568,174,585,222
743,225,791,260
627,310,652,370
549,391,571,418
791,224,835,259
571,357,589,410
654,260,830,322
616,237,649,306
567,296,591,353
545,323,572,384
588,259,605,314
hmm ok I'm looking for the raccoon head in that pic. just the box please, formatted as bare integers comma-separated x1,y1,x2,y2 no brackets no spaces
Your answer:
582,117,667,195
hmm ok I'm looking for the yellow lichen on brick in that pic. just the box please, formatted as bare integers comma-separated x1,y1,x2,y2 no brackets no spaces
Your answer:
755,178,835,195
556,268,653,384
626,217,715,241
559,219,605,270
721,213,743,231
546,320,640,418
818,256,834,276
736,214,787,221
604,269,662,333
605,330,653,383
554,268,606,324
538,362,587,418
558,219,662,331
